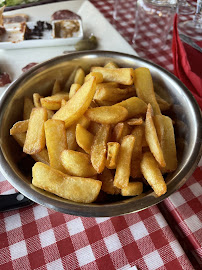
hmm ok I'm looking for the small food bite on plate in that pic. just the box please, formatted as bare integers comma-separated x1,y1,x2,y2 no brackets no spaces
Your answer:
10,62,177,203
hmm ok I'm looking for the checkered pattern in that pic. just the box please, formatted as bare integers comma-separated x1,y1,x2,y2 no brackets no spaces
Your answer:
0,0,201,269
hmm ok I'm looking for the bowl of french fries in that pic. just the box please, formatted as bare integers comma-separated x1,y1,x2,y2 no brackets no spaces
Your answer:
0,51,201,217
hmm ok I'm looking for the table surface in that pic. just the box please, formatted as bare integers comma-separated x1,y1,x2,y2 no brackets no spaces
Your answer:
0,1,201,270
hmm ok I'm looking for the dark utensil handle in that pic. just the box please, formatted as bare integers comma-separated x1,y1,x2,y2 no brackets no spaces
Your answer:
0,192,34,212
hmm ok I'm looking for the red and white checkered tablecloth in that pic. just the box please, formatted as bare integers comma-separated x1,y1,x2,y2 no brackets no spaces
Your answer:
0,1,201,270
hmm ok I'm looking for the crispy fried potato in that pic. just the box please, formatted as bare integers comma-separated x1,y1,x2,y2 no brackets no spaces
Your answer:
61,150,97,177
111,122,131,143
127,117,143,126
104,62,119,68
98,168,120,195
23,97,34,120
91,124,110,173
85,72,103,84
91,67,134,85
23,108,47,155
74,67,85,85
33,93,42,107
44,119,68,172
140,152,167,197
145,104,166,167
52,79,61,95
121,182,143,196
32,162,102,203
69,83,81,99
13,133,49,165
114,135,135,188
41,92,69,110
115,97,147,119
130,125,144,179
76,124,94,154
106,142,120,169
53,77,96,128
10,120,29,135
133,67,161,115
154,115,177,173
85,105,128,124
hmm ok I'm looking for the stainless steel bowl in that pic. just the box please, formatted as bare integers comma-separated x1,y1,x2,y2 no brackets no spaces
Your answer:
0,51,201,217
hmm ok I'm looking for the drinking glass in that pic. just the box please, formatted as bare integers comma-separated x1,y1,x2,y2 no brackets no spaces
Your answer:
132,0,177,51
178,0,202,40
178,0,195,15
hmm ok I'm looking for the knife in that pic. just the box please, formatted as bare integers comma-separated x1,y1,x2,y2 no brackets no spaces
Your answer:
179,34,202,53
0,192,34,212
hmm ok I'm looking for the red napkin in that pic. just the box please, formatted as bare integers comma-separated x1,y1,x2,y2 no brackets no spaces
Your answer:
172,14,202,109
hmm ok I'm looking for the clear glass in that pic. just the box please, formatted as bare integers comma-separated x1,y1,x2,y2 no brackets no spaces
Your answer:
178,0,202,40
132,0,177,51
178,0,195,15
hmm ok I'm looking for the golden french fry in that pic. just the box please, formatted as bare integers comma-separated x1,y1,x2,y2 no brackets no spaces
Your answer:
76,124,94,154
91,67,134,85
121,182,143,196
104,62,119,68
154,115,177,173
13,133,49,165
94,100,116,107
111,122,131,143
145,104,166,167
85,72,103,84
91,124,110,173
61,99,67,107
10,120,29,135
94,84,135,103
44,119,68,172
33,93,42,107
53,77,96,128
85,105,128,124
41,92,69,110
61,150,97,177
69,83,81,99
140,152,167,197
133,67,161,115
88,121,101,135
114,135,135,188
32,162,102,203
98,168,120,195
106,142,120,169
23,97,34,120
23,108,47,155
130,125,144,178
115,97,147,119
127,117,143,126
74,67,85,85
52,79,61,95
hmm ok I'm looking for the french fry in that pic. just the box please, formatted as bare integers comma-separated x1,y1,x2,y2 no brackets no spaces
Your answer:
104,62,119,68
130,125,144,178
133,67,161,115
69,83,81,99
98,168,120,195
32,162,102,203
10,120,29,135
111,122,131,143
127,117,143,126
85,105,128,124
140,152,167,197
88,121,101,135
52,79,61,95
154,115,177,173
91,124,110,173
91,67,134,85
33,93,42,107
145,104,166,167
61,150,97,177
66,124,77,150
44,119,68,172
106,142,120,169
23,107,47,155
12,133,49,165
53,77,96,128
74,67,85,85
23,97,34,120
41,92,69,110
76,124,94,154
115,97,147,119
85,72,103,84
121,182,143,196
114,135,135,188
155,93,171,111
